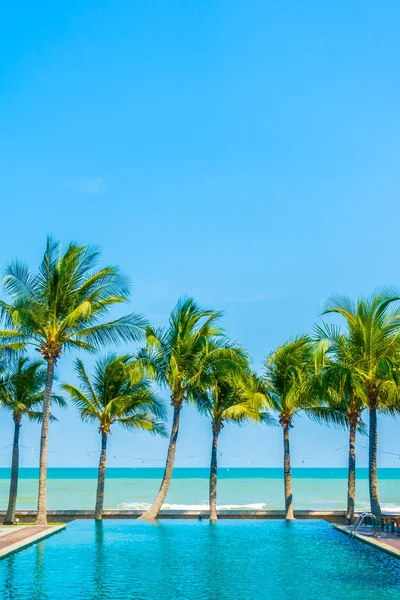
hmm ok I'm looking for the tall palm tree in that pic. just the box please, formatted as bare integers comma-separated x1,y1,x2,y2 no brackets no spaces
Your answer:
314,326,367,523
194,345,273,522
62,354,166,519
322,290,400,519
138,297,224,521
0,237,147,524
0,357,66,524
262,336,322,520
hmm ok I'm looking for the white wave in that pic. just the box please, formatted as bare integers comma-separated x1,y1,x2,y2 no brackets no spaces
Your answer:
381,503,400,513
117,502,266,511
356,502,400,513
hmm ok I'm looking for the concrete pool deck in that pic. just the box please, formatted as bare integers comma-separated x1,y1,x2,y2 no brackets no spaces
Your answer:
333,524,400,558
0,524,65,559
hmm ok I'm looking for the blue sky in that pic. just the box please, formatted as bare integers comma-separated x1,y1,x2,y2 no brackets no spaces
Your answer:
1,1,400,469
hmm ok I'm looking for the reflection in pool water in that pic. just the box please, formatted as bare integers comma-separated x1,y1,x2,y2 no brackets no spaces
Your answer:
0,519,399,599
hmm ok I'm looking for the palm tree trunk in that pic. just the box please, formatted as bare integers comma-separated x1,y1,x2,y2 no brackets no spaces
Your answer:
369,400,381,520
346,419,357,524
209,422,220,523
139,404,182,521
283,422,294,520
36,358,55,526
4,415,21,525
95,430,108,520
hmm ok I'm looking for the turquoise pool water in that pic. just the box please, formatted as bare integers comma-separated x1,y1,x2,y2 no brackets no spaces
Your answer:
0,520,399,599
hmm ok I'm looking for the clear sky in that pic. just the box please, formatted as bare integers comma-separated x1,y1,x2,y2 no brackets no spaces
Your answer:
1,1,400,469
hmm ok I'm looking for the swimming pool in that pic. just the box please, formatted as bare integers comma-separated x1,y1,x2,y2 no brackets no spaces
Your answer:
0,520,398,599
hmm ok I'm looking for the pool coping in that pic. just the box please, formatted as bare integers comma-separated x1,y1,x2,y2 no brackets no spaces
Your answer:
332,524,400,559
0,524,66,559
0,509,351,523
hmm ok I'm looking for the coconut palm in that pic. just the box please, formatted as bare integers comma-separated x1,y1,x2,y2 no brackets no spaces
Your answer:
138,297,225,521
262,336,326,520
322,290,400,519
0,357,66,524
0,237,147,524
62,354,166,519
314,325,367,523
194,345,273,522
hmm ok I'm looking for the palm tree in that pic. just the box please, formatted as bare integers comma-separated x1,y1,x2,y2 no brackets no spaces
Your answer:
262,336,321,520
0,357,66,524
194,345,273,523
62,354,166,519
138,297,224,521
322,290,400,519
0,237,147,524
314,326,367,523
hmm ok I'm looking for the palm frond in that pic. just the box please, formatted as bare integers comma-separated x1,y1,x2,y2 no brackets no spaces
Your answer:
0,238,143,367
64,354,167,436
74,313,147,347
117,415,167,436
0,355,60,417
61,383,100,422
307,406,349,429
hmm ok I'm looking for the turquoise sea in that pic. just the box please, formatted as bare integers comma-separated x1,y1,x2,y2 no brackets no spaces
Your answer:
0,467,399,511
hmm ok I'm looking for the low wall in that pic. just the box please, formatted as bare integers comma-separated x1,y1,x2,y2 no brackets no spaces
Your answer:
0,509,350,524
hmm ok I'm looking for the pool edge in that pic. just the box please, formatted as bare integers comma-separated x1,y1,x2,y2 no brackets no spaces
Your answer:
0,524,66,560
332,524,400,559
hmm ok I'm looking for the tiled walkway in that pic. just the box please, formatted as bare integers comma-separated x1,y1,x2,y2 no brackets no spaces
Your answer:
334,524,400,557
0,525,65,558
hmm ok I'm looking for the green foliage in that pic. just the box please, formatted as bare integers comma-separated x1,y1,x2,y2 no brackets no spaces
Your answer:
0,237,147,361
261,335,345,428
62,354,167,436
262,336,314,420
3,236,400,473
319,288,400,409
313,325,364,431
0,356,66,421
193,343,273,428
136,297,225,404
